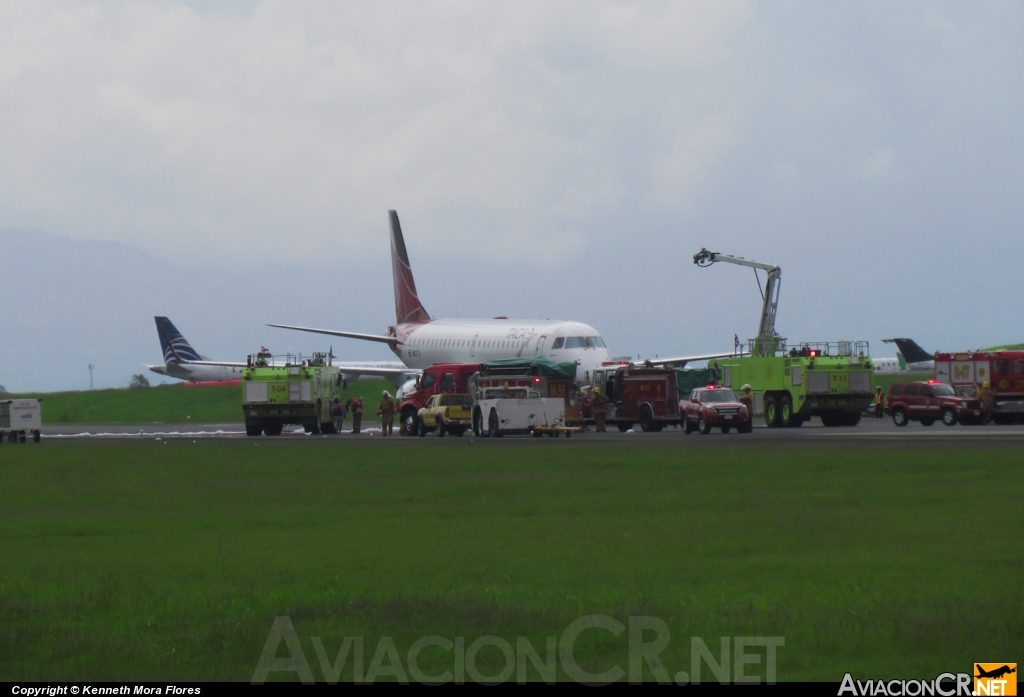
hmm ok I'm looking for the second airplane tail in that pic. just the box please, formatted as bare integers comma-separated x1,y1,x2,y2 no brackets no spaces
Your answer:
883,338,932,365
155,316,202,364
389,210,430,325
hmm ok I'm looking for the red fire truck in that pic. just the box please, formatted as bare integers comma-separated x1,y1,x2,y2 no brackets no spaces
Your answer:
592,363,681,432
935,350,1024,423
398,363,481,436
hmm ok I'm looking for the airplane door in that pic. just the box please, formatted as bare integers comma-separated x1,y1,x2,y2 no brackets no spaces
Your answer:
471,335,478,358
535,335,547,356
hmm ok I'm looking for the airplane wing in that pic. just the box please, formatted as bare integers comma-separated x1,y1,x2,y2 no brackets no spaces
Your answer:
641,351,747,367
334,365,420,381
268,324,398,346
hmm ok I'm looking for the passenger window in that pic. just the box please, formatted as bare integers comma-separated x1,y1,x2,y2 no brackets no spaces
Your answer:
920,386,935,398
551,337,565,349
439,373,455,391
421,373,436,390
890,384,904,397
903,384,919,396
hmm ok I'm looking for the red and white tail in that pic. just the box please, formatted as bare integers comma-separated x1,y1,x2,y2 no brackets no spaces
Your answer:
389,210,430,325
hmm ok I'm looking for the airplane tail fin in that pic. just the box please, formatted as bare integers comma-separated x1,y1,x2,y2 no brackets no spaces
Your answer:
155,316,202,364
389,210,430,325
897,353,908,371
883,338,932,365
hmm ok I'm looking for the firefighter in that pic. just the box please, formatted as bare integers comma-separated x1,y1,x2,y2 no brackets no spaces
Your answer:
346,395,364,434
978,381,995,421
740,384,754,411
377,390,396,437
592,387,608,433
874,386,884,418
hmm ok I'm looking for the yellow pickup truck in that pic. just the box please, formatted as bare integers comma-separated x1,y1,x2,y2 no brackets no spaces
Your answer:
415,393,474,437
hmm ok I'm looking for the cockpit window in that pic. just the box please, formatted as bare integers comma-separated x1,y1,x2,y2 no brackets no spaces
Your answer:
564,337,587,348
586,337,606,348
551,337,565,350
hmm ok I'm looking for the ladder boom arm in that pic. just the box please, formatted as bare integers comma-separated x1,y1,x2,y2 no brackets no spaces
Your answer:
693,248,782,356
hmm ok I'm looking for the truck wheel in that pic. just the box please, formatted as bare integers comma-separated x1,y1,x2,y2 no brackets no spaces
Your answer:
941,408,958,427
264,423,283,436
892,408,908,427
617,423,632,433
639,406,655,432
402,410,418,437
683,417,695,434
437,421,447,437
417,417,427,437
33,430,41,443
780,395,797,427
764,396,781,428
473,410,482,437
489,410,502,438
699,415,712,435
245,421,263,436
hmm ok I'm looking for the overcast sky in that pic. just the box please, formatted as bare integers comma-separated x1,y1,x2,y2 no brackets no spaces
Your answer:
1,1,1022,382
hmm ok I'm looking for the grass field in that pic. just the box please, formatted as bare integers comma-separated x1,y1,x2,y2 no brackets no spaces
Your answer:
7,379,394,425
0,440,1020,682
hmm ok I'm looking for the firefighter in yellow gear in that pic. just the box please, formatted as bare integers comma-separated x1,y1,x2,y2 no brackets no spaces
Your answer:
740,384,754,411
874,386,884,418
977,381,995,421
346,395,364,433
377,390,396,437
592,387,608,433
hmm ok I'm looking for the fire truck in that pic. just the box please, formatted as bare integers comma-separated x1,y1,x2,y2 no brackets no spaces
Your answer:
398,363,481,436
935,350,1024,423
242,350,346,436
693,248,874,427
592,363,683,432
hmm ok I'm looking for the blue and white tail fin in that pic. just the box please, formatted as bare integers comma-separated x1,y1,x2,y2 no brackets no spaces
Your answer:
155,317,203,364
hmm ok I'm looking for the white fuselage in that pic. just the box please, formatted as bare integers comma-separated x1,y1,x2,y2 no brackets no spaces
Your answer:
872,357,935,374
148,363,243,382
396,319,612,384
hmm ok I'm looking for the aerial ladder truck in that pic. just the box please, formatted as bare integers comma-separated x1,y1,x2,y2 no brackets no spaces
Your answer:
692,248,875,427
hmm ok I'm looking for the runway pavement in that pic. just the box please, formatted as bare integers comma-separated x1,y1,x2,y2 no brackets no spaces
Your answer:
29,417,1024,445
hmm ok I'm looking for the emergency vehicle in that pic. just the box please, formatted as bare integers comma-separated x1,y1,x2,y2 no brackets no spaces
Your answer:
398,363,481,436
241,351,346,436
935,350,1024,423
592,363,682,432
884,380,985,427
680,385,752,434
1,399,42,444
694,248,874,427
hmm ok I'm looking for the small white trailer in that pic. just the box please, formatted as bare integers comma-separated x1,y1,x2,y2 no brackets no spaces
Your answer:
1,399,42,444
472,387,576,438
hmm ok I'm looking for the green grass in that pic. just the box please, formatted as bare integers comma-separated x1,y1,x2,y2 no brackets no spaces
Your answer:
9,380,395,425
0,441,1020,682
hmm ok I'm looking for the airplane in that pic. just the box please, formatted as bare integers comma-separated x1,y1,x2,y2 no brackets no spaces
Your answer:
268,210,737,386
974,664,1016,680
147,317,411,384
